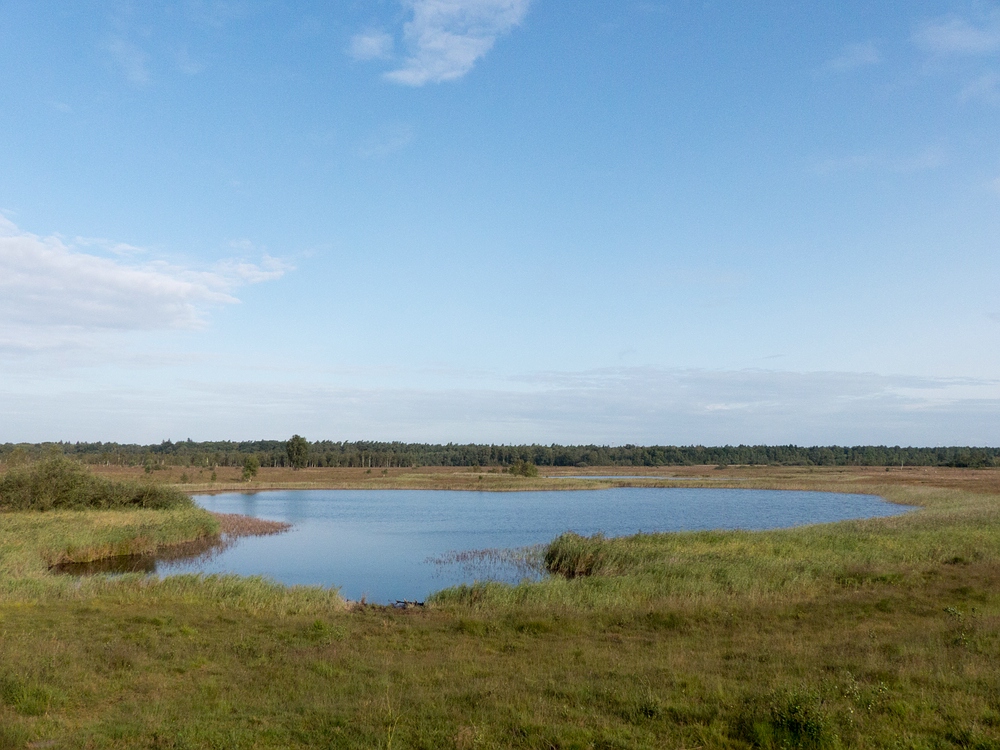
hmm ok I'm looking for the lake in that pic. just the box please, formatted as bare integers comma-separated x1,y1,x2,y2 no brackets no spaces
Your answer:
65,488,913,603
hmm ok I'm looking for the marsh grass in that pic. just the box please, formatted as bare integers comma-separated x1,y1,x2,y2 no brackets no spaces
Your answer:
0,471,999,747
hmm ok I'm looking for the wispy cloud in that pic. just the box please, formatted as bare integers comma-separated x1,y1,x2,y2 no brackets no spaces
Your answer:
358,124,415,159
348,31,395,61
185,0,248,28
913,12,1000,56
384,0,531,86
895,146,949,172
216,254,292,284
960,71,1000,102
106,37,150,85
175,47,204,75
72,236,148,257
812,146,948,175
824,41,881,72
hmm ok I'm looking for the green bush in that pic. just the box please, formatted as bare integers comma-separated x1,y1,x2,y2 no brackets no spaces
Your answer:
0,457,192,512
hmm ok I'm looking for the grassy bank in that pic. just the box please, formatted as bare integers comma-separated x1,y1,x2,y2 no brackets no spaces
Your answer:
0,469,998,747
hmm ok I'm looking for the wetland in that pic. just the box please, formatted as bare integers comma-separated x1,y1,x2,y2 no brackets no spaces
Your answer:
61,487,912,603
1,463,999,748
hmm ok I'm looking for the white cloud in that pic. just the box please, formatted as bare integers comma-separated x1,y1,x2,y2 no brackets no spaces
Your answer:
914,12,1000,55
384,0,531,86
358,124,415,159
0,219,289,349
106,37,151,85
824,41,881,71
348,31,395,61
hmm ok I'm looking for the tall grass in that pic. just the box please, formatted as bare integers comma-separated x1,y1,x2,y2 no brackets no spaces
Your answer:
0,507,219,576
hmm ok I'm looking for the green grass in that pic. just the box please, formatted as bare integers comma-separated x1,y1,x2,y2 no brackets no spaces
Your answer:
0,475,999,747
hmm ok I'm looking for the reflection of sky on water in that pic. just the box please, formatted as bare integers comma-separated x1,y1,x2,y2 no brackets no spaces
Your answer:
555,476,747,481
144,488,914,604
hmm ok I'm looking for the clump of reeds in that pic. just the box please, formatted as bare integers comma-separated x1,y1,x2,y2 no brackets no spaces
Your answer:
211,512,291,538
0,457,192,512
427,545,545,581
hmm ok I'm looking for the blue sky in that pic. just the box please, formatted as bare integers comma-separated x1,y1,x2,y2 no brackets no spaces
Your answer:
1,0,999,445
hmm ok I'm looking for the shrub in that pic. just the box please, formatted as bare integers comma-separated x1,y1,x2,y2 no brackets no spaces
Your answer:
507,460,539,477
0,457,193,512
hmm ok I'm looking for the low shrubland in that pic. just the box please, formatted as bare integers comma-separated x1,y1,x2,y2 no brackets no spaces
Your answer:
0,456,192,511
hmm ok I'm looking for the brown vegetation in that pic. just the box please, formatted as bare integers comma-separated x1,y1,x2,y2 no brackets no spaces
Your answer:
210,511,290,538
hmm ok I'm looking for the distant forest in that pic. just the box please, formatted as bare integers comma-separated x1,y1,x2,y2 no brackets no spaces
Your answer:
1,440,998,470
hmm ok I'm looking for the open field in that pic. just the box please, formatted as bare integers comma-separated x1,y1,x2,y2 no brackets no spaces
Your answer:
0,467,999,748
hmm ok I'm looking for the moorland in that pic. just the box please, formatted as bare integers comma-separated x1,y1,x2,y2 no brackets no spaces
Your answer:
0,459,999,748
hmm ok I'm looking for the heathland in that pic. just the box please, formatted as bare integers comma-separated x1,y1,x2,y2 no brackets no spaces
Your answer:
0,459,999,748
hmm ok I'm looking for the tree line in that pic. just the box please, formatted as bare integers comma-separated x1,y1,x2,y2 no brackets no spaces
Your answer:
1,440,998,469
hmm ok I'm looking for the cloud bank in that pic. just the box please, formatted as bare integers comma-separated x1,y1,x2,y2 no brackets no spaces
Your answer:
4,365,999,446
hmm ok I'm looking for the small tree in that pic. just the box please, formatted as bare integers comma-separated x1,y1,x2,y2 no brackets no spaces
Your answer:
242,455,260,482
287,435,309,469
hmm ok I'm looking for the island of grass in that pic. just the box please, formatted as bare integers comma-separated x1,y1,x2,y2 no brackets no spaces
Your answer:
0,458,998,748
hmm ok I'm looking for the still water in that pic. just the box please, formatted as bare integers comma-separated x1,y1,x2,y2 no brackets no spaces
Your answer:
103,487,910,603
